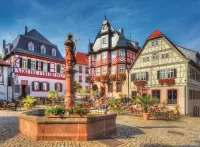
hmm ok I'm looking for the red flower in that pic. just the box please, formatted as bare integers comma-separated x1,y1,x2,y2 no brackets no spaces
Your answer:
158,78,175,86
134,81,147,87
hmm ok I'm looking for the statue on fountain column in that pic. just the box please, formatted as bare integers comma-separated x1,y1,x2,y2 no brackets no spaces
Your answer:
64,33,76,67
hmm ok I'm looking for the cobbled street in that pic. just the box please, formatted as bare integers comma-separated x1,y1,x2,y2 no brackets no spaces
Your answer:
0,111,200,147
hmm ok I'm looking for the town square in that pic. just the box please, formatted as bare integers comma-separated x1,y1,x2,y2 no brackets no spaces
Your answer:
0,0,200,146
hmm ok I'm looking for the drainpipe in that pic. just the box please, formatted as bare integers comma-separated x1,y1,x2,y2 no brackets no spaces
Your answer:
128,70,130,105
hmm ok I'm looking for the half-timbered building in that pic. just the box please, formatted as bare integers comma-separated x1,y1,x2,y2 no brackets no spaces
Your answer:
88,17,139,97
2,27,65,99
129,29,200,116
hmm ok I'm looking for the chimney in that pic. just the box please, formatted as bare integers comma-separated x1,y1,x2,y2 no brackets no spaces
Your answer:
118,28,124,36
25,26,28,34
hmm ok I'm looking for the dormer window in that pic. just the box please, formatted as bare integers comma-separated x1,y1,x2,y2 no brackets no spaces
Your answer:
103,37,107,44
52,48,56,56
28,42,34,51
41,45,46,54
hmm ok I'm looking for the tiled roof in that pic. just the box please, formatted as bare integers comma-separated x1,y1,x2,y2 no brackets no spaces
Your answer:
148,29,163,39
0,58,9,66
75,52,88,65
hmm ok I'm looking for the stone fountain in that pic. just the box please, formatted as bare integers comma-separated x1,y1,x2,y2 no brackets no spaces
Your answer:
18,33,117,141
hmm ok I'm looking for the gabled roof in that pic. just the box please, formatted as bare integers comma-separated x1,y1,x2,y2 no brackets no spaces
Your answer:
148,29,163,39
0,58,9,66
75,52,88,65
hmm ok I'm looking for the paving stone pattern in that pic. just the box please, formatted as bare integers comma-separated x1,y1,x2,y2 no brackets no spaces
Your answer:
0,111,200,147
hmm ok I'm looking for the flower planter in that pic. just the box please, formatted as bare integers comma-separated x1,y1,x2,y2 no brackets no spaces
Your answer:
158,78,175,86
143,113,150,120
69,114,87,118
134,81,147,87
46,113,65,118
24,104,31,110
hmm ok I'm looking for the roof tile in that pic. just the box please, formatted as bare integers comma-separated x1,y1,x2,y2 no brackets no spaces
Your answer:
75,52,88,65
148,29,162,39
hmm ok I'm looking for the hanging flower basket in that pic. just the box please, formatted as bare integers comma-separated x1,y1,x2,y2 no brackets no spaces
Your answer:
109,74,116,81
95,76,101,82
158,78,175,86
100,74,109,83
118,73,126,81
134,81,147,88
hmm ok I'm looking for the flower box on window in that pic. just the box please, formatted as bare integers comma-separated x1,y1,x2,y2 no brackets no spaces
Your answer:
100,74,109,83
94,76,101,82
134,81,147,87
158,78,175,86
109,74,116,81
118,73,126,81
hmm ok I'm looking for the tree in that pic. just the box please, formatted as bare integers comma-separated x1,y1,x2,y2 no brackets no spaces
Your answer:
47,90,59,104
79,88,88,98
92,90,99,99
0,53,2,58
74,81,82,92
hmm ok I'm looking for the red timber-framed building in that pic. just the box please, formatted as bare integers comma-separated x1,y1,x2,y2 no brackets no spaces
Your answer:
88,17,139,97
2,26,65,99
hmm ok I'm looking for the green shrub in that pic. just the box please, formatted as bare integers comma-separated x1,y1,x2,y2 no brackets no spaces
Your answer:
45,106,66,115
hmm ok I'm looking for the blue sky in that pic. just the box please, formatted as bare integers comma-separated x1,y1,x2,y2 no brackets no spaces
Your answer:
0,0,200,55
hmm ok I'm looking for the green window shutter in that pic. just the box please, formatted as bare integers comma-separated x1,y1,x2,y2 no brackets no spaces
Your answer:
157,71,160,79
146,72,149,81
19,58,22,67
28,59,31,69
174,69,177,78
57,64,61,73
36,61,38,70
131,73,135,82
47,63,50,72
41,62,43,71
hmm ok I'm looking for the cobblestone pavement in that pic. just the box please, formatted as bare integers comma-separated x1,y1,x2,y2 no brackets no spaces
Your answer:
0,111,200,147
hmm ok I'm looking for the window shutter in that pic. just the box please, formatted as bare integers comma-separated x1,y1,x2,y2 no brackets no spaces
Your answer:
47,83,49,91
28,59,31,69
39,82,43,91
157,71,160,79
57,64,60,73
32,82,34,91
60,84,62,92
146,72,149,81
131,73,135,82
36,61,38,70
47,63,50,72
41,62,43,71
19,57,22,67
174,69,177,78
28,87,31,94
55,83,57,90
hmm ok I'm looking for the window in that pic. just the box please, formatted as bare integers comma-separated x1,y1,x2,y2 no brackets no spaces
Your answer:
52,48,56,56
111,51,116,59
110,66,116,74
119,64,125,73
79,75,82,83
85,67,89,74
135,72,148,81
31,61,36,70
22,59,27,68
143,57,149,62
28,42,34,51
55,83,62,92
168,90,177,104
96,68,100,76
0,66,3,85
34,82,39,91
103,37,107,44
102,51,107,59
151,42,154,47
152,90,160,100
189,90,192,100
132,91,137,99
152,54,158,60
43,63,48,72
102,66,106,74
159,70,166,79
79,66,82,73
108,84,113,92
167,69,175,78
116,83,122,92
43,82,47,91
41,45,46,54
119,49,125,57
96,54,101,61
158,69,176,79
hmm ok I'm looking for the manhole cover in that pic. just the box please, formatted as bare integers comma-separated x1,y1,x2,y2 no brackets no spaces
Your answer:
98,137,124,147
168,130,184,136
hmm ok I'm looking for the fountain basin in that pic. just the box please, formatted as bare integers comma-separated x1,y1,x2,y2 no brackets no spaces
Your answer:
19,109,117,141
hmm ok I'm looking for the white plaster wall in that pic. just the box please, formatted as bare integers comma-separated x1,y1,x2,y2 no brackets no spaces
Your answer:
17,76,65,97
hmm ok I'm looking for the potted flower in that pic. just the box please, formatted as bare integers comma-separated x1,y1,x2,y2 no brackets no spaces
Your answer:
118,73,126,81
158,79,165,85
158,78,175,86
134,81,147,87
109,74,116,81
45,105,66,118
134,95,159,120
100,74,109,83
69,102,89,117
95,76,101,82
22,95,37,110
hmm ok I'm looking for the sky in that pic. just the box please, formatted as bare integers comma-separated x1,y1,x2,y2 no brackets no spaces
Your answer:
0,0,200,55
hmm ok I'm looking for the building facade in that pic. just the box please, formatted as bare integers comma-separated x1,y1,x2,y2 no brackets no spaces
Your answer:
0,58,12,101
88,17,139,97
2,27,65,99
129,29,200,116
74,52,89,90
